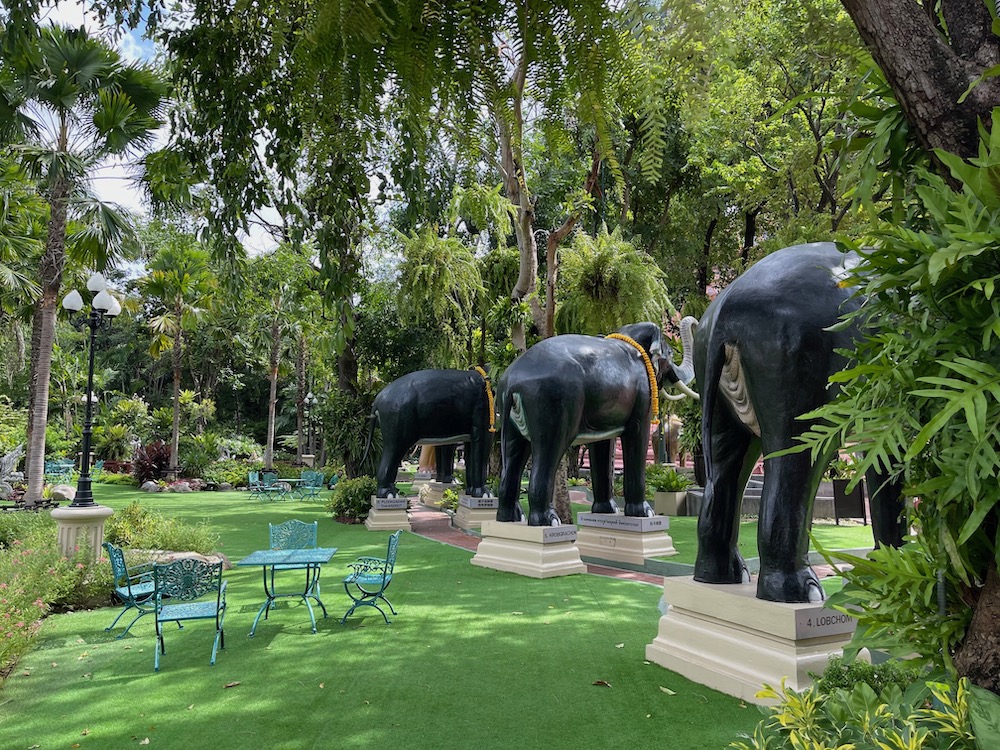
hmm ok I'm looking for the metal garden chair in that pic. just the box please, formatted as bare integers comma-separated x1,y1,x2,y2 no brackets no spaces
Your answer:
152,558,227,671
103,542,157,638
249,470,284,501
269,519,322,597
341,530,401,624
300,470,325,500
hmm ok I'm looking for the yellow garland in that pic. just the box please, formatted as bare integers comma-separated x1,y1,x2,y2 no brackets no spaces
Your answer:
606,333,660,426
473,366,497,432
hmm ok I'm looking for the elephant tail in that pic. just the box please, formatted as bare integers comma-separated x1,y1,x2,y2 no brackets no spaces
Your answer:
359,409,379,469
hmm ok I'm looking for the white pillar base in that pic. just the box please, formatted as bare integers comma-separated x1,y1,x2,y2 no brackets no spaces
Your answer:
645,576,858,705
454,495,498,531
576,512,677,565
51,504,115,560
365,496,412,531
471,521,586,578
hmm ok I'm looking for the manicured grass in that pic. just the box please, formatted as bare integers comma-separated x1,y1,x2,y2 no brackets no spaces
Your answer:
0,485,760,749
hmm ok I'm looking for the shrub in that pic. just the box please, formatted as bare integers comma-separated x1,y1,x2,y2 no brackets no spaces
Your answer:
326,476,375,522
202,459,255,487
98,472,137,487
814,656,924,696
133,440,171,485
106,501,220,554
93,423,134,462
216,433,263,461
440,488,460,511
731,676,976,749
178,432,221,478
645,464,693,492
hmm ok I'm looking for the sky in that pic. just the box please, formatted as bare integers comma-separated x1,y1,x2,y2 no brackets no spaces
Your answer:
41,1,279,255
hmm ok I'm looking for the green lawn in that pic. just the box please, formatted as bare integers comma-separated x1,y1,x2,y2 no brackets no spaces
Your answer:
0,485,760,749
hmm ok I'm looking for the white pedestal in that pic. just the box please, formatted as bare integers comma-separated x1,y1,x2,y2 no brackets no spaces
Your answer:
652,490,687,516
645,576,857,705
454,495,498,531
51,504,115,560
576,513,677,565
471,521,586,578
365,496,412,531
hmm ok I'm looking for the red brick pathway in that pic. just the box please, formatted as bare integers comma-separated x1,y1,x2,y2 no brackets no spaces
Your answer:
407,505,664,586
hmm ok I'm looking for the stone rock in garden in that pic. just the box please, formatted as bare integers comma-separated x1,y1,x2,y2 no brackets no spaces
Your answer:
50,484,77,501
219,482,233,491
170,482,193,493
0,481,12,500
141,480,160,492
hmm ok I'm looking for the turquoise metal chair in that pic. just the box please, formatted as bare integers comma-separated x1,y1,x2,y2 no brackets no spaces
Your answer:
152,558,227,672
341,530,401,624
103,542,156,638
300,470,324,500
249,470,284,501
269,520,321,597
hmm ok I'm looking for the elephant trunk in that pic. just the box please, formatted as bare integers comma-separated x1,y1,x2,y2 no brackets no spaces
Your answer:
666,317,698,400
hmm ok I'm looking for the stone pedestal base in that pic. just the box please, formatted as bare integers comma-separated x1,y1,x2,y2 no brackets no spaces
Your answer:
471,521,586,578
454,495,498,531
652,490,687,516
421,480,460,506
576,513,677,565
365,496,412,531
51,504,115,560
645,576,856,704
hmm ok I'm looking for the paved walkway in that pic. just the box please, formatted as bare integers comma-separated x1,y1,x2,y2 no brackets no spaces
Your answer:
407,504,664,586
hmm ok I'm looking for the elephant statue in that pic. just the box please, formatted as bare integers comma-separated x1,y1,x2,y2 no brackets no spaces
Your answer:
667,242,905,603
497,321,696,526
363,369,496,498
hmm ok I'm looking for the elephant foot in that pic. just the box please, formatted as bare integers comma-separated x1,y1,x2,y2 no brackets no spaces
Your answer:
467,487,493,498
496,502,523,523
623,500,654,518
694,548,750,585
591,499,619,514
528,507,561,526
757,567,825,604
376,487,399,499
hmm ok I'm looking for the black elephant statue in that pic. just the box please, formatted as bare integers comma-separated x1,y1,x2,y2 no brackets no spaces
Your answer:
497,321,696,526
363,368,496,499
667,242,905,603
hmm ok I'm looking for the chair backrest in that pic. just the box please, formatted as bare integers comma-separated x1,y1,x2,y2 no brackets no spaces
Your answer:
302,470,323,488
248,470,261,485
154,559,224,602
103,541,129,586
270,520,318,550
384,530,401,574
261,470,279,487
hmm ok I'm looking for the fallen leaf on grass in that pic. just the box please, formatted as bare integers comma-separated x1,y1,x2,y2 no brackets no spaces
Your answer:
188,705,194,710
511,611,523,615
29,744,40,749
223,681,241,689
319,683,325,689
615,643,624,649
659,686,676,695
81,728,91,735
139,739,150,745
592,680,612,688
21,671,30,677
51,662,57,668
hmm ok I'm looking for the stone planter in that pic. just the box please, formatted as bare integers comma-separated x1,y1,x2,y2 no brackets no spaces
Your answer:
652,490,687,516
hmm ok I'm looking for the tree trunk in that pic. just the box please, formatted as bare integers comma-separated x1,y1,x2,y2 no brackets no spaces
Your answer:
553,458,572,525
841,0,1000,163
169,307,182,479
953,565,1000,693
697,215,718,296
264,317,281,470
296,333,306,463
24,175,69,505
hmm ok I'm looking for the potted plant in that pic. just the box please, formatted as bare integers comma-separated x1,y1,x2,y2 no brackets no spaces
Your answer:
646,464,693,516
828,455,866,525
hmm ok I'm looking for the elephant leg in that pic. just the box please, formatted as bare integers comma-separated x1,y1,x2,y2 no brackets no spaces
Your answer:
436,444,456,484
589,440,616,514
498,430,528,522
621,423,653,517
695,413,756,585
756,449,825,603
526,444,564,525
375,433,409,498
867,467,905,548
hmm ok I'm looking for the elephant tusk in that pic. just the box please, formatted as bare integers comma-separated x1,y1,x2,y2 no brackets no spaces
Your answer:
661,390,687,401
674,380,700,400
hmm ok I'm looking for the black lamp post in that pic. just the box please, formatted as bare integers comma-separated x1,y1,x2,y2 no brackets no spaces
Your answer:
61,274,121,508
304,391,319,458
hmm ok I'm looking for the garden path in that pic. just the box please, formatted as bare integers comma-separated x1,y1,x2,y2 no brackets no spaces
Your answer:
406,504,664,586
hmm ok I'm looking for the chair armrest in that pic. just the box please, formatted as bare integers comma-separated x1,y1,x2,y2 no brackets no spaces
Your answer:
356,556,385,565
348,559,384,574
219,579,228,605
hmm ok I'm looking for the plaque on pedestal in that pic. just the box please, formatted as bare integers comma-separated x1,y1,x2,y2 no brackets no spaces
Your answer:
365,496,412,531
645,576,857,704
454,494,498,531
471,520,586,578
576,512,677,565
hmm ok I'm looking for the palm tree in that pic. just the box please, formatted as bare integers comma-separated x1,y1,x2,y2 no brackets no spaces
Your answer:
0,25,167,503
138,235,217,479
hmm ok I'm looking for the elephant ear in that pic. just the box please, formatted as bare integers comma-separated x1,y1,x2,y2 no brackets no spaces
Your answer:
615,322,662,358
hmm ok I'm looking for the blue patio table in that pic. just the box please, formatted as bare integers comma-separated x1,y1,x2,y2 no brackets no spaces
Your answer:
236,547,337,636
